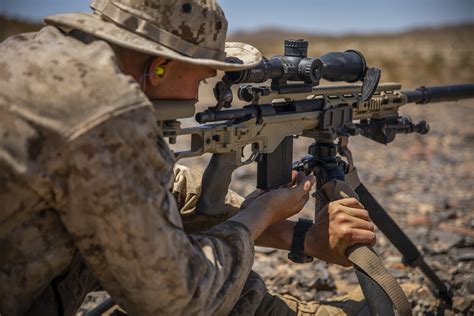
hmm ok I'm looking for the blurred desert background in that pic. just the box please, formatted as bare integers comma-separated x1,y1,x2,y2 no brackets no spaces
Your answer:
1,4,473,314
2,15,473,87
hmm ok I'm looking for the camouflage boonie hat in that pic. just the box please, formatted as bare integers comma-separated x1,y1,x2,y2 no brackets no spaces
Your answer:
44,0,262,71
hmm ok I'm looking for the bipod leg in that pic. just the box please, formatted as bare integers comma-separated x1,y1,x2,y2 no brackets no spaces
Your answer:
354,182,453,304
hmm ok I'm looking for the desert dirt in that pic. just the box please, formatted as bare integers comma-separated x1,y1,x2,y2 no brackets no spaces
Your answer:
1,16,473,315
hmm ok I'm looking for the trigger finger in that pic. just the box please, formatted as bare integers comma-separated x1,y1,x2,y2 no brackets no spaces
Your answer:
290,172,306,189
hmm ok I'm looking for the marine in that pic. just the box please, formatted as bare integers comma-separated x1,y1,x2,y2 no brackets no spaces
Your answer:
0,0,376,315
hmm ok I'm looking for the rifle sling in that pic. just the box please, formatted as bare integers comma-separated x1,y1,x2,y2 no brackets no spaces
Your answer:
348,246,412,316
320,180,412,316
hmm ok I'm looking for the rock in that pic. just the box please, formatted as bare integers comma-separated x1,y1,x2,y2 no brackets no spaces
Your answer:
388,267,408,279
429,230,464,253
405,227,430,247
377,234,388,247
438,223,474,238
255,246,277,254
385,255,403,264
407,214,432,226
452,295,474,313
339,270,359,285
462,277,474,295
462,237,474,247
435,209,457,222
409,285,438,315
452,248,474,262
417,203,435,214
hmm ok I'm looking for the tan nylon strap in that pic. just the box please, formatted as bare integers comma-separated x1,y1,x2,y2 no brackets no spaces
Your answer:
320,181,412,316
348,246,412,316
90,0,227,61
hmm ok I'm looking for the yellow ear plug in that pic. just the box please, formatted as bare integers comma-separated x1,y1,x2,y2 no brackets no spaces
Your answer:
154,66,166,77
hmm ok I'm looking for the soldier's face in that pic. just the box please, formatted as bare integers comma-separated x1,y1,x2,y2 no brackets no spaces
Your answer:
145,58,217,101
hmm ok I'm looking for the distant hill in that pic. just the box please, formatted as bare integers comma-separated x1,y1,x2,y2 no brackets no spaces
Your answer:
229,23,474,41
0,15,43,41
228,23,474,86
228,23,474,57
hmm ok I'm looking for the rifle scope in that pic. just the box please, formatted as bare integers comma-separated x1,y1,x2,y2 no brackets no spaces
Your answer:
225,39,367,86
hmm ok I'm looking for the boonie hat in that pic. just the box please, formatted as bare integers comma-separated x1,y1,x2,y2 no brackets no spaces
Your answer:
45,0,262,71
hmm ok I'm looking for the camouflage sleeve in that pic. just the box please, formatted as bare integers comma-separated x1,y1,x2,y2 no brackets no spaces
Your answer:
59,108,254,315
172,164,245,234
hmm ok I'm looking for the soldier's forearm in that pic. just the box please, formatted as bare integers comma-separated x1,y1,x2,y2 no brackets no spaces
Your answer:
254,220,296,250
229,207,275,240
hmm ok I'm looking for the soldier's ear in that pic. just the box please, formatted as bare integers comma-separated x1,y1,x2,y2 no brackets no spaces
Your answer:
148,57,171,86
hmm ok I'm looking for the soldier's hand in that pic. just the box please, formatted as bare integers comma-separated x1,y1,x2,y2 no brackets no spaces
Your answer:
243,172,315,224
305,198,376,267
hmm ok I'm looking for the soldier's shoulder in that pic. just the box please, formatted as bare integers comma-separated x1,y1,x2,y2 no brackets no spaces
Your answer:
0,25,152,142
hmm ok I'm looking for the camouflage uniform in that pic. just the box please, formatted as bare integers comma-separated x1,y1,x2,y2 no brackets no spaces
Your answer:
0,26,253,316
0,26,366,316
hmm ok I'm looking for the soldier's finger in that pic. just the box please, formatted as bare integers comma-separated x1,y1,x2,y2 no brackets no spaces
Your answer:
341,206,371,222
337,197,365,209
288,172,309,192
304,175,316,191
295,174,315,193
285,171,305,188
345,216,374,232
348,229,376,247
291,170,299,181
295,171,306,185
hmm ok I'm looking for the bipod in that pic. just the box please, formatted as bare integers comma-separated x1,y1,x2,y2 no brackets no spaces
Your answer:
337,137,453,305
294,136,453,312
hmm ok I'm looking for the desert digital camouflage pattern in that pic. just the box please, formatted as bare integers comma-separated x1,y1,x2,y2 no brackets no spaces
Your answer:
44,0,262,71
0,26,255,315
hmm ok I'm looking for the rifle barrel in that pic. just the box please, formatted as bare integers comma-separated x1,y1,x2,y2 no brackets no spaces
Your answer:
403,83,474,104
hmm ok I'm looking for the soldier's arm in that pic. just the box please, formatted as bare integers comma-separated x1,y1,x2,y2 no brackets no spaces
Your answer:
58,108,255,315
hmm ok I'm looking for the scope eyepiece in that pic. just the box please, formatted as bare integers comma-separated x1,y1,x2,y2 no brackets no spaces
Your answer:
319,50,367,83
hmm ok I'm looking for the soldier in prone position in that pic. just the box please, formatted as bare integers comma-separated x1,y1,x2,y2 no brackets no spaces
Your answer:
0,0,376,315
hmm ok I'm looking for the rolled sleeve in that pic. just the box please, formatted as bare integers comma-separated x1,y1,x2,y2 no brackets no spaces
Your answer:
58,108,254,315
